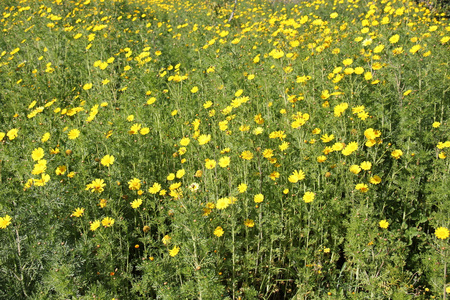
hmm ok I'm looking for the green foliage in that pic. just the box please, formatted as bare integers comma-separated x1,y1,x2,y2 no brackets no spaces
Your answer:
0,0,449,299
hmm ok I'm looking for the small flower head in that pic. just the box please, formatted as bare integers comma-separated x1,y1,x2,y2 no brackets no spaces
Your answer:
303,192,315,203
188,182,199,192
244,219,255,227
238,183,248,193
101,155,115,167
214,226,224,237
254,194,264,203
379,220,389,229
130,198,143,209
391,149,403,159
435,227,449,240
0,215,12,229
169,246,180,257
90,220,100,231
288,170,305,183
72,207,85,218
101,217,115,227
68,129,80,140
128,178,141,190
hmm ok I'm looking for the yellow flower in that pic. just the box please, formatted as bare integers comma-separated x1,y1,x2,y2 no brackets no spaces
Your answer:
238,183,248,193
68,129,80,140
342,142,358,156
32,147,45,161
130,198,143,209
373,45,385,53
83,83,92,90
128,178,141,190
253,127,264,135
409,45,422,54
101,217,115,227
279,142,289,151
169,246,180,257
129,123,141,134
85,179,106,193
321,134,334,143
435,227,449,240
190,86,199,93
432,122,441,128
162,235,171,245
0,215,12,229
331,143,343,152
355,183,369,193
303,192,315,203
269,171,280,181
288,170,305,183
389,34,400,44
169,182,181,191
216,197,231,209
101,155,115,167
32,159,47,175
392,47,404,55
180,137,190,146
140,127,150,135
90,220,100,231
391,149,403,159
203,101,213,109
244,219,255,227
317,156,327,163
55,165,67,175
379,220,389,229
357,111,369,120
360,161,372,170
262,149,273,159
219,156,230,168
198,134,211,145
41,132,50,142
205,159,216,169
254,194,264,203
269,49,284,59
149,182,161,194
72,207,85,218
364,128,381,140
99,199,107,208
7,128,19,140
214,226,224,237
334,103,348,117
354,67,364,74
342,58,353,66
254,114,264,125
240,150,253,160
369,175,382,184
175,169,185,178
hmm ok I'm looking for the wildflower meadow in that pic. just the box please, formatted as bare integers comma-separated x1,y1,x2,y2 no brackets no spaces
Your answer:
0,0,449,298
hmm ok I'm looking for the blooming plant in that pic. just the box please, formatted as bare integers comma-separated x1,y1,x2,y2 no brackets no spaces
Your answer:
0,0,448,298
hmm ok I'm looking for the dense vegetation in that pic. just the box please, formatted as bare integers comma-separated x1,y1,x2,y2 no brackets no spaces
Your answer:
0,0,449,298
